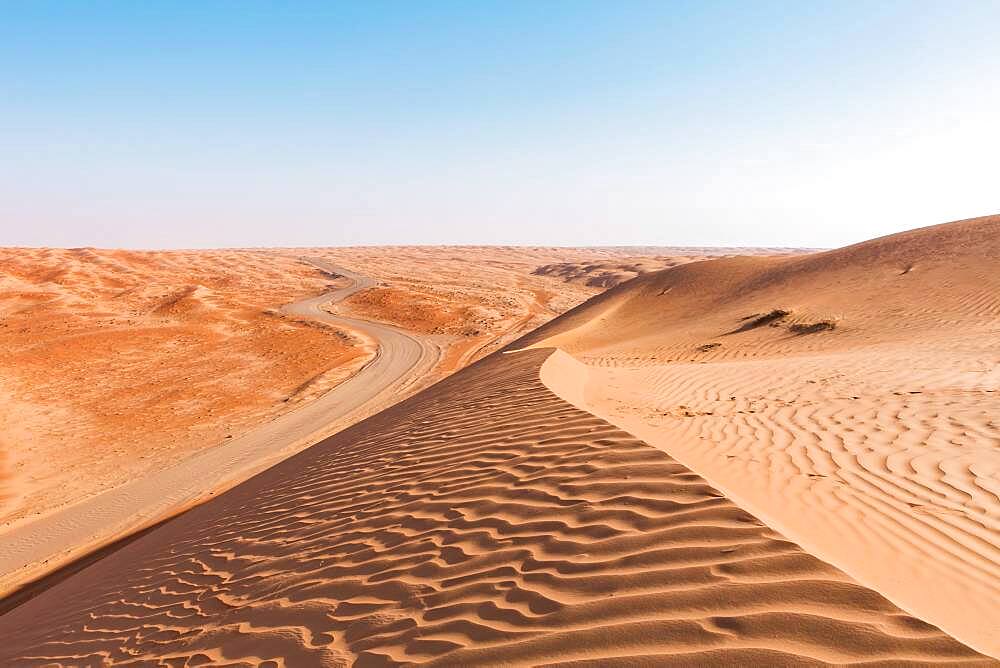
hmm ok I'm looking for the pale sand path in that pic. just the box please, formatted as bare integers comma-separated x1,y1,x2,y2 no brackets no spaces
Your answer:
0,258,439,596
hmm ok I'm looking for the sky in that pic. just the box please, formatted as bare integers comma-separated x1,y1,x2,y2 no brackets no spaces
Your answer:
2,1,999,249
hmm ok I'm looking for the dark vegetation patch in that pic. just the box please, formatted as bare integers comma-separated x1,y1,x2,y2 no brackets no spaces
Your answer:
789,320,837,335
731,309,791,333
697,342,721,352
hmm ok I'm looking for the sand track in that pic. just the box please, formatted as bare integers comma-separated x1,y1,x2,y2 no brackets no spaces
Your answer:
0,349,986,665
0,258,439,598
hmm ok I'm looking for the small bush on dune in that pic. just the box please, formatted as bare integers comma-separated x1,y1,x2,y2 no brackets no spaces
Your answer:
790,320,837,335
732,309,791,333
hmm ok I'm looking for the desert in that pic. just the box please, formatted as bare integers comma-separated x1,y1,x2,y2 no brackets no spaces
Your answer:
0,245,730,596
4,2,999,665
0,217,997,665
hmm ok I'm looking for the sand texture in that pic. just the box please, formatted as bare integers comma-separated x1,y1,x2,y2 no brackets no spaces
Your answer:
0,245,629,593
0,244,701,533
523,215,1000,656
1,225,991,665
0,348,988,666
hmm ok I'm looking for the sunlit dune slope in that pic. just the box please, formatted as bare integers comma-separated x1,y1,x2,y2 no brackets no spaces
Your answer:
0,349,987,665
520,214,1000,655
518,215,1000,359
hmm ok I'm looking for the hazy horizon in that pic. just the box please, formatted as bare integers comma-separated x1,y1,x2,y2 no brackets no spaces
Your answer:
1,241,827,251
4,2,998,249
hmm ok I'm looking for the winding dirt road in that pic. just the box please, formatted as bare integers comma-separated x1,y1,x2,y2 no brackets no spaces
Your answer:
0,258,439,597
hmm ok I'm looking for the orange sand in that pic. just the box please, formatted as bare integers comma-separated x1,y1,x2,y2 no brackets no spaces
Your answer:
0,248,371,529
0,246,719,538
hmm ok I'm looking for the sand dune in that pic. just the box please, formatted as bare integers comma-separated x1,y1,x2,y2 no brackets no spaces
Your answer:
529,248,803,289
1,228,991,664
310,246,764,369
532,257,709,289
0,348,987,665
523,215,1000,656
0,246,612,592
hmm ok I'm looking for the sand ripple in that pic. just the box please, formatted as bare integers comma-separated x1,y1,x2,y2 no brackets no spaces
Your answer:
0,349,987,666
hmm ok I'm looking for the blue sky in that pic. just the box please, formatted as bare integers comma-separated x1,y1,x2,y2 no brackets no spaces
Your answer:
3,1,998,248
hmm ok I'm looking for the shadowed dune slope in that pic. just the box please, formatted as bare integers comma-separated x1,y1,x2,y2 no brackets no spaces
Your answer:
0,349,987,665
515,215,1000,655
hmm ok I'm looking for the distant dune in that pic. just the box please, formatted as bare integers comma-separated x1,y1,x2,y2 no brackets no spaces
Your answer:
533,257,703,289
531,247,803,289
523,214,1000,655
0,222,994,663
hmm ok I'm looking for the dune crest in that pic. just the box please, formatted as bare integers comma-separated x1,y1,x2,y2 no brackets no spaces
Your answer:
527,215,1000,656
0,348,988,665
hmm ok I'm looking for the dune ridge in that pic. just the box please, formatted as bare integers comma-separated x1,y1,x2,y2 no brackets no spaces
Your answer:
0,245,623,596
0,245,616,530
524,215,1000,656
0,348,987,665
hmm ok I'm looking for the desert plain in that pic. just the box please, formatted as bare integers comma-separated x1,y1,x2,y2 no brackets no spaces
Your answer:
0,217,997,665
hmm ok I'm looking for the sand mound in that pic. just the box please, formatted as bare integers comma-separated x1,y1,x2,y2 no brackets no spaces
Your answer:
529,245,808,290
0,349,986,665
532,258,699,288
520,214,1000,655
520,215,1000,357
150,284,219,317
